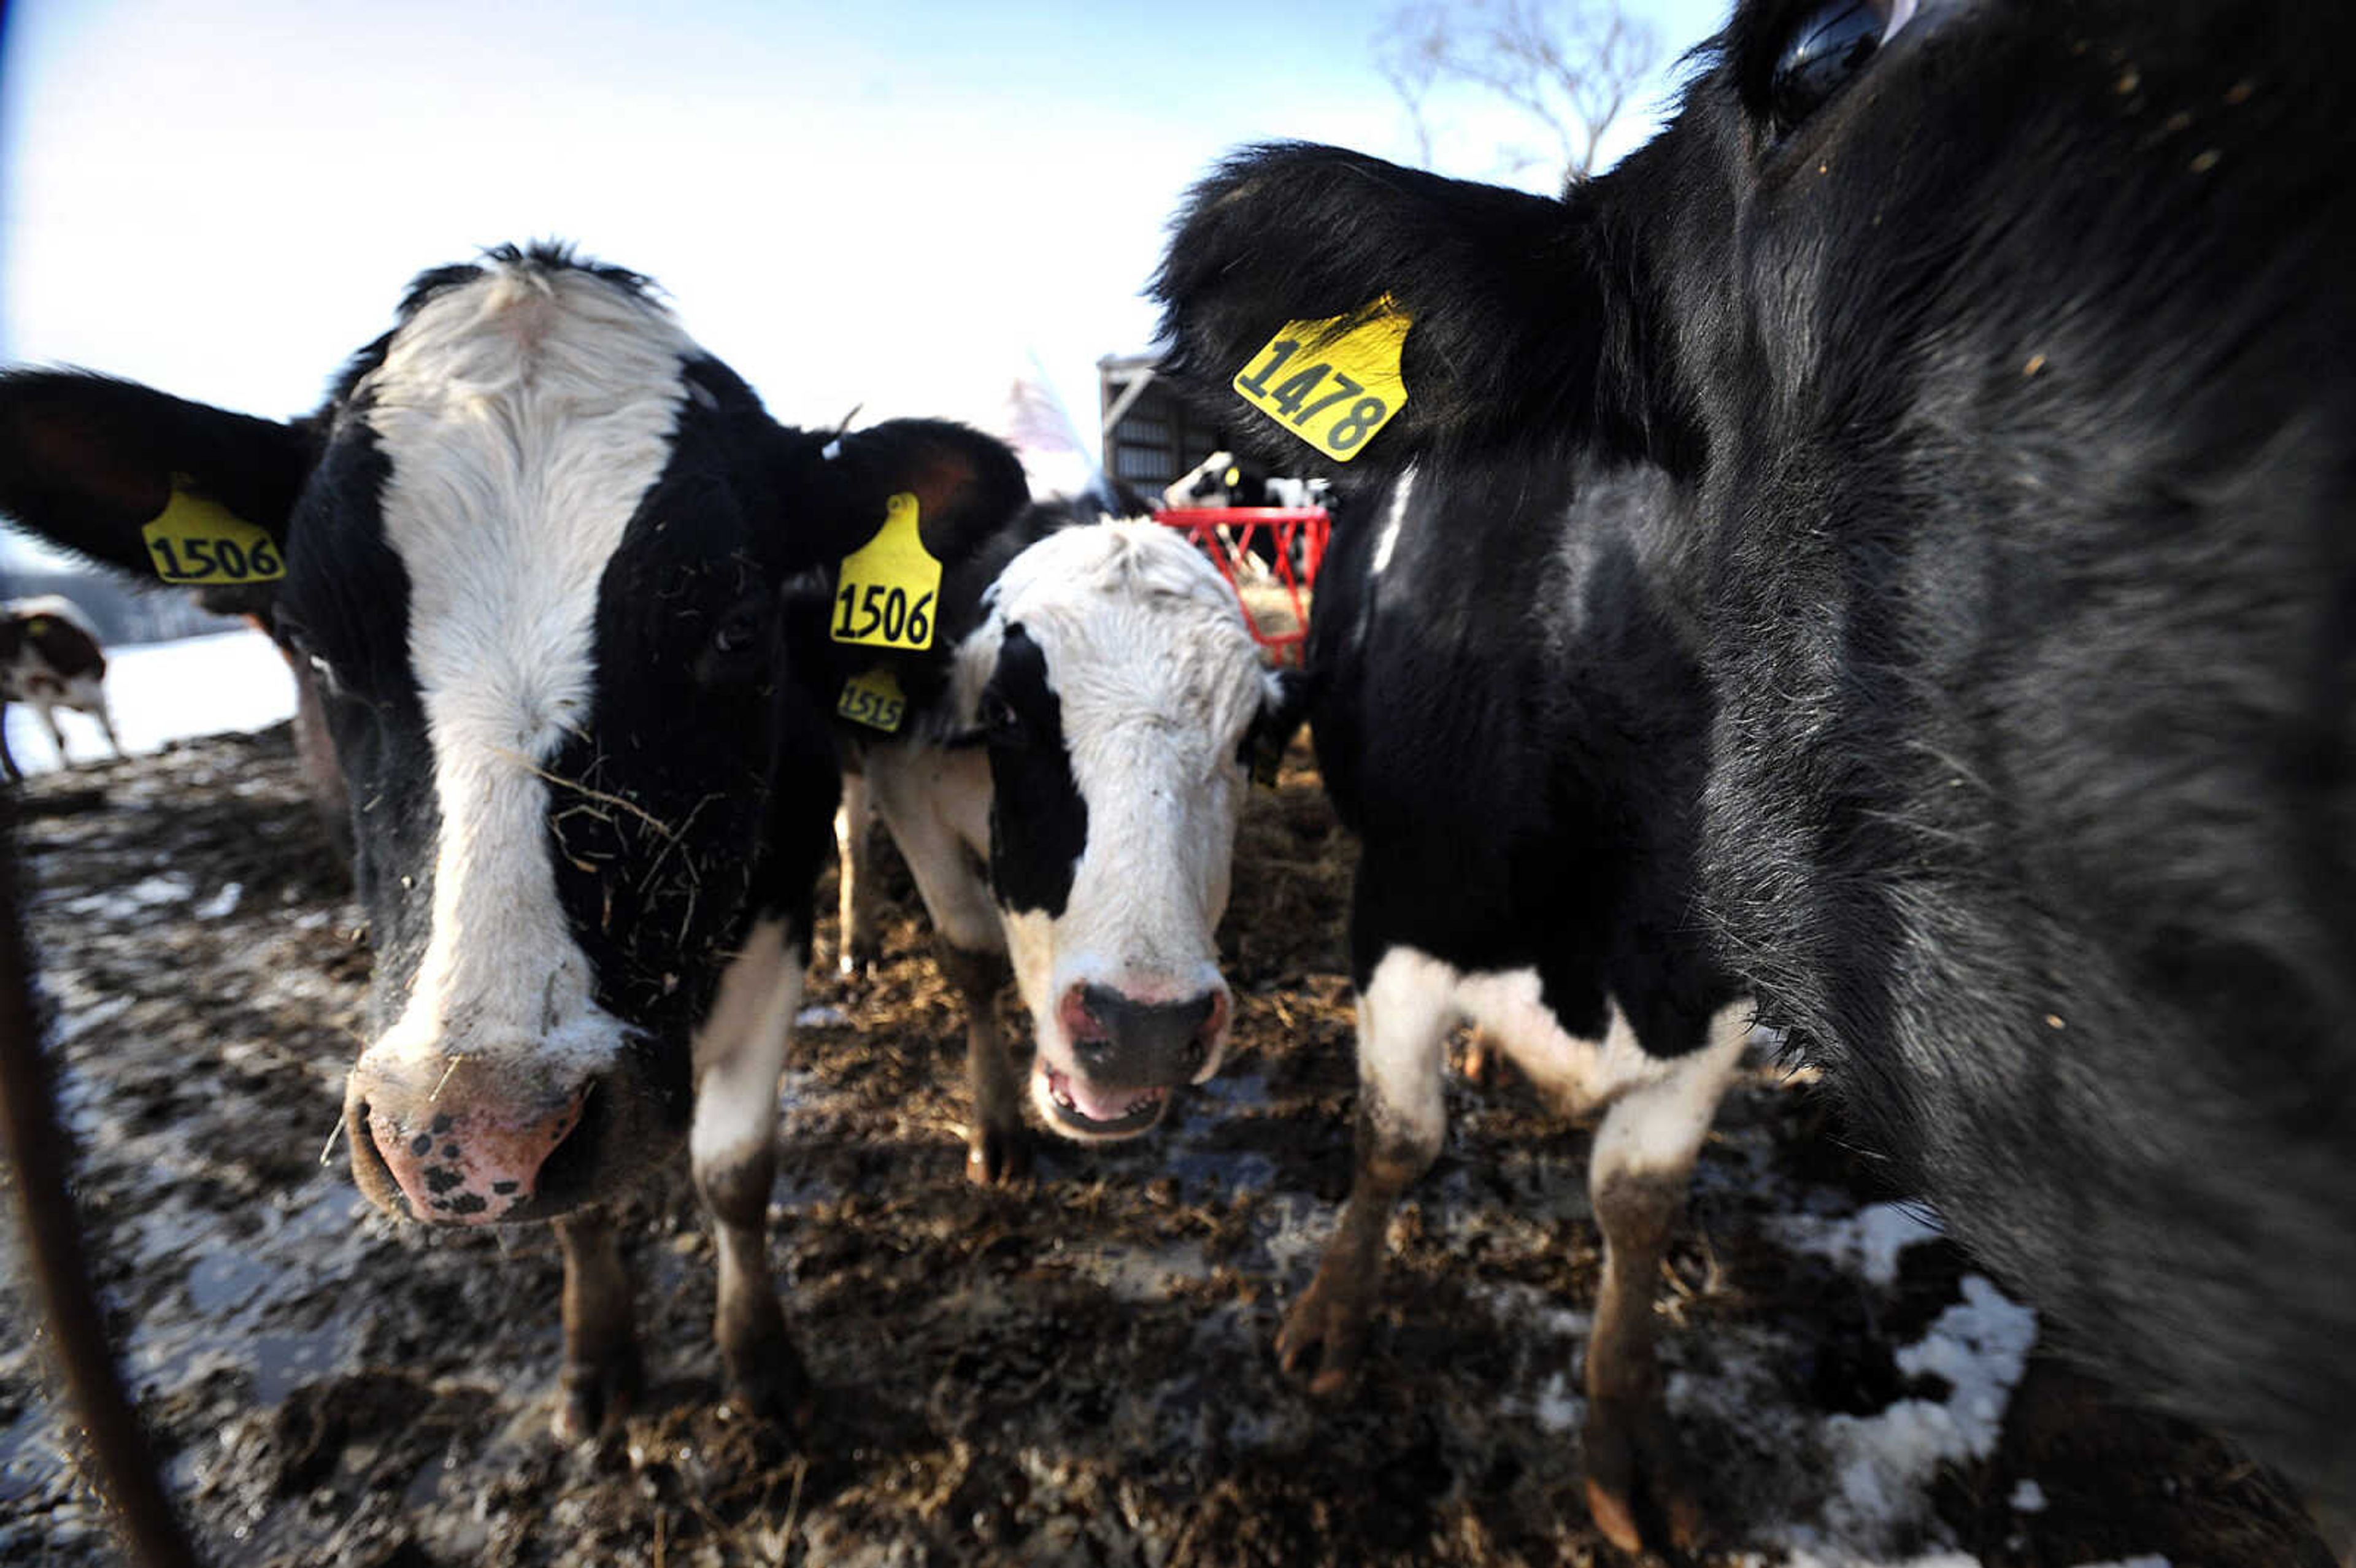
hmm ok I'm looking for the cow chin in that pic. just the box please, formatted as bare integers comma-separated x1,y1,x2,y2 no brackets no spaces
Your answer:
1028,1053,1179,1143
342,1051,688,1226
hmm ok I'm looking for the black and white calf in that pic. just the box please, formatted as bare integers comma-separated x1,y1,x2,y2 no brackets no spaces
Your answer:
1257,458,1747,1551
834,509,1294,1182
0,245,1029,1439
1155,0,2356,1537
0,595,120,778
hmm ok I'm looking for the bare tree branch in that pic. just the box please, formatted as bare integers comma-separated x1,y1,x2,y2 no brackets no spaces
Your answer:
1372,0,1660,186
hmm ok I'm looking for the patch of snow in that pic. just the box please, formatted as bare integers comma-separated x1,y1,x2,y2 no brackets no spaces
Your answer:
193,881,244,920
67,873,194,918
1774,1200,1946,1286
794,1004,850,1029
1525,1369,1584,1434
1817,1275,2039,1545
48,992,134,1046
2008,1478,2047,1513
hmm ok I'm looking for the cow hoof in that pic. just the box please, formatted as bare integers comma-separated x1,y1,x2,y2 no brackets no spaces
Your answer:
553,1347,643,1445
1582,1399,1702,1556
966,1126,1032,1186
723,1347,816,1431
1275,1280,1369,1398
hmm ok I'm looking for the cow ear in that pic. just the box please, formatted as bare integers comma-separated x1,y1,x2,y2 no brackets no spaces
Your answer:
809,419,1031,570
0,371,312,610
1153,142,1623,484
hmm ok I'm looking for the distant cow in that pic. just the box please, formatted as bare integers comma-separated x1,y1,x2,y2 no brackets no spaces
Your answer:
0,245,1030,1440
831,510,1296,1181
0,596,120,779
1161,449,1323,512
1155,0,2356,1543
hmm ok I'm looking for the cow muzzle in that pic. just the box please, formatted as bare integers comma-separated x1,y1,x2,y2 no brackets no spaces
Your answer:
342,1051,676,1225
1034,982,1230,1141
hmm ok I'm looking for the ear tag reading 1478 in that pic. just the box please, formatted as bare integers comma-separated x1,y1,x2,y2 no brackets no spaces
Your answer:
1232,298,1411,463
141,485,285,585
831,492,939,651
837,666,908,732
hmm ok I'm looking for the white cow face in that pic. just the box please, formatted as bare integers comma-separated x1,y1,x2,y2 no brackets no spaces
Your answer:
953,523,1293,1140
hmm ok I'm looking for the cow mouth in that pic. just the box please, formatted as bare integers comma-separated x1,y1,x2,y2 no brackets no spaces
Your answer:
1041,1067,1171,1137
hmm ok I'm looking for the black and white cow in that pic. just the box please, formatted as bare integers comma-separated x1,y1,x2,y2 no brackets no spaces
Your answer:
1194,455,1749,1552
0,595,120,779
830,505,1295,1182
0,245,1030,1439
1152,0,2356,1543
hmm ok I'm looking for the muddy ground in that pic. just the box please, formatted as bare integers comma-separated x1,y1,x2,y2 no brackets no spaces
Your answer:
0,724,2335,1567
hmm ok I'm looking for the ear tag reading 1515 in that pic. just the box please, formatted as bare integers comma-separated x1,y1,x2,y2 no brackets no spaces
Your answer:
831,492,939,651
141,485,285,585
1232,298,1412,463
837,666,907,732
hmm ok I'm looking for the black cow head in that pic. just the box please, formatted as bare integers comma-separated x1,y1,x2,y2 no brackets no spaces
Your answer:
1153,1,2356,1513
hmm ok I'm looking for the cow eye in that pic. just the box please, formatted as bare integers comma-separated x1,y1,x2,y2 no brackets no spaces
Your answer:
979,690,1025,746
712,600,767,656
1768,1,1906,134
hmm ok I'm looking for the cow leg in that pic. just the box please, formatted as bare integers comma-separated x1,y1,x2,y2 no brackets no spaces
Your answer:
0,706,18,783
1579,1002,1751,1556
552,1209,642,1443
85,695,121,759
1277,946,1457,1394
690,917,812,1424
935,936,1026,1185
833,769,879,978
864,747,1024,1184
33,703,70,769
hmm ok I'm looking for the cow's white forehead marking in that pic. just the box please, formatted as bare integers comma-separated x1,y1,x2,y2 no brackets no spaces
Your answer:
961,521,1269,757
360,260,698,1078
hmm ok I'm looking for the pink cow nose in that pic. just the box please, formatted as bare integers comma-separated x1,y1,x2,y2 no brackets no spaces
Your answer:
1061,983,1230,1088
352,1069,590,1225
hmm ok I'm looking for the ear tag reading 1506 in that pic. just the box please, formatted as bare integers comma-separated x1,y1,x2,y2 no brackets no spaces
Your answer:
141,485,285,585
837,666,908,732
831,492,939,651
1232,298,1411,463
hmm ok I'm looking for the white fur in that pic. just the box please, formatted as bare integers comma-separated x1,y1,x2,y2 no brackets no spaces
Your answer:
1357,946,1755,1175
1369,466,1416,577
690,919,804,1176
866,740,998,952
356,259,695,1086
984,526,1263,1058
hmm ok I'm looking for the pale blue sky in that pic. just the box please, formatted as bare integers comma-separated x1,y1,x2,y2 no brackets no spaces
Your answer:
0,0,1727,547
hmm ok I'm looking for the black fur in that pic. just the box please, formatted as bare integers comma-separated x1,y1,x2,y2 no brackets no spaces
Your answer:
1152,1,2356,1510
1310,456,1739,1050
980,623,1086,919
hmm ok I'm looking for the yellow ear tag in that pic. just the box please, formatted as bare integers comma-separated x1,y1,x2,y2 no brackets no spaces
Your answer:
830,492,940,651
1222,466,1241,487
1231,298,1412,462
141,484,285,585
837,666,907,732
